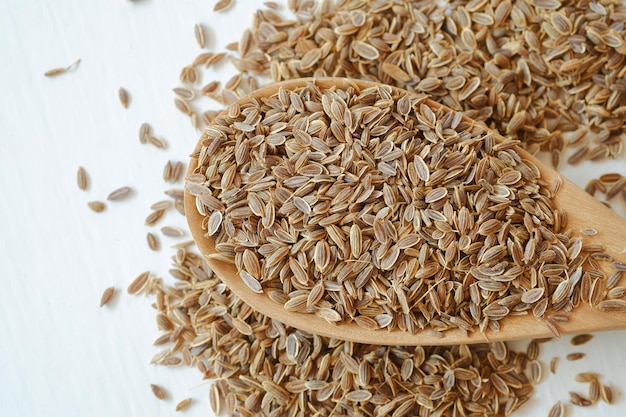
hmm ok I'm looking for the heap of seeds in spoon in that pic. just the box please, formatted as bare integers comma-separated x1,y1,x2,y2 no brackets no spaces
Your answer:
187,81,625,336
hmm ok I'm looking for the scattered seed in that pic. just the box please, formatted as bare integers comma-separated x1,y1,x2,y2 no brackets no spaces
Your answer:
194,22,205,49
213,0,233,12
128,271,151,295
601,383,613,404
163,161,172,182
175,398,192,411
107,186,132,201
118,87,130,108
569,391,592,406
150,384,166,400
139,123,151,144
575,372,598,383
44,58,81,77
147,232,159,251
161,226,184,237
547,400,564,417
550,357,558,374
87,201,106,212
100,286,116,307
571,334,593,346
566,352,586,361
77,166,88,190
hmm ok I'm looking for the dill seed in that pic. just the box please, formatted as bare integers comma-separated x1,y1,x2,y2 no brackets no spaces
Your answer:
146,232,159,251
174,98,192,115
150,384,166,400
139,123,151,144
173,87,195,101
550,357,558,374
171,162,184,183
118,87,130,108
106,186,132,201
150,200,171,211
163,160,172,182
77,166,88,190
148,136,166,149
601,383,613,404
145,209,165,226
87,201,106,212
571,334,593,346
175,398,192,411
213,0,233,12
566,352,586,361
547,401,563,417
99,286,116,307
127,271,150,294
44,58,81,77
161,226,184,238
194,22,205,49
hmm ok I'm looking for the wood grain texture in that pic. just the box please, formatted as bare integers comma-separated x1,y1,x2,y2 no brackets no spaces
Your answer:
185,77,626,346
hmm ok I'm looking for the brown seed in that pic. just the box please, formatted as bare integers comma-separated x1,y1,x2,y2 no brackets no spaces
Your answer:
547,400,564,417
571,334,593,346
194,22,205,48
161,226,185,237
173,87,195,101
569,391,592,406
550,357,558,374
172,162,184,183
601,383,613,404
99,286,116,307
148,136,167,149
575,372,598,383
213,0,233,12
150,384,166,400
163,160,172,182
175,98,192,115
139,123,151,144
118,87,130,108
77,166,88,191
208,384,220,414
566,352,585,361
107,186,132,201
353,41,379,60
44,58,81,76
175,398,192,411
147,232,159,251
597,299,626,311
87,201,106,212
128,271,150,295
144,210,165,226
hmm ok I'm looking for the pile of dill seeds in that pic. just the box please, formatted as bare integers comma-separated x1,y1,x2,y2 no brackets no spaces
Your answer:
104,0,626,415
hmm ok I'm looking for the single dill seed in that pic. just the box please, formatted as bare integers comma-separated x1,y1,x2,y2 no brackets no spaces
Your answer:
194,22,205,49
87,201,106,212
175,397,192,411
77,166,88,190
44,58,81,76
147,232,159,251
128,271,151,295
99,286,116,307
107,186,132,201
150,384,166,400
213,0,233,12
118,87,130,108
139,123,151,144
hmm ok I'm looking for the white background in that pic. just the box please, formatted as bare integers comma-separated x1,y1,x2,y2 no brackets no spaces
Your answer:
1,0,626,416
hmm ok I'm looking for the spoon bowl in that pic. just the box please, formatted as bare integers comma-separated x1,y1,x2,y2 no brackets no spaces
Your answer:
185,77,626,345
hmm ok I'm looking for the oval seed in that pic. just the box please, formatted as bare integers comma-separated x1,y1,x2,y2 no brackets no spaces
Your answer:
150,384,166,400
100,286,116,307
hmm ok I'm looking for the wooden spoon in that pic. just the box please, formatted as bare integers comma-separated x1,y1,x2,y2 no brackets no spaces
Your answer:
185,77,626,346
